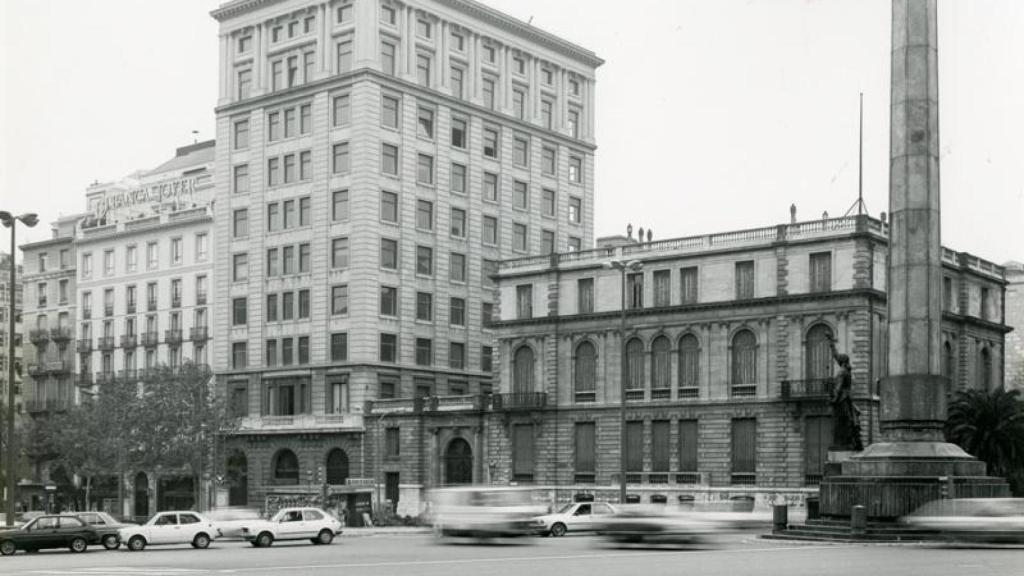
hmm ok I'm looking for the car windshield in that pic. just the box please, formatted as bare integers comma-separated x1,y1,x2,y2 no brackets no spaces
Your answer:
557,503,575,514
271,510,303,522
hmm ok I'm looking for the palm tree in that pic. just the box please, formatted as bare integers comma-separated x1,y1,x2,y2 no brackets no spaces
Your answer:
945,388,1024,495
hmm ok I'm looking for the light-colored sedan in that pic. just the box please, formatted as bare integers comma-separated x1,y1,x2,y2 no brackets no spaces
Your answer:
119,511,221,551
533,502,617,537
240,507,342,547
205,507,262,540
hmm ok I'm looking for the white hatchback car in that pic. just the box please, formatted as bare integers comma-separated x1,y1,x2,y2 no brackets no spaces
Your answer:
119,511,221,551
533,502,617,537
240,507,343,547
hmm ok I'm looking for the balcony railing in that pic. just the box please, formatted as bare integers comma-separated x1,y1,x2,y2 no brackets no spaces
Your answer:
171,296,181,309
82,308,92,320
147,298,158,311
678,387,699,400
127,301,137,314
165,329,183,345
492,392,547,411
37,297,48,308
104,305,114,317
624,389,644,402
189,326,209,342
94,371,116,386
29,329,50,344
76,339,92,354
141,332,159,347
237,413,365,433
97,336,115,351
730,384,757,398
47,360,72,374
196,291,207,306
27,363,46,377
75,372,93,388
779,378,832,400
651,388,671,401
25,398,73,414
50,326,72,341
120,334,137,348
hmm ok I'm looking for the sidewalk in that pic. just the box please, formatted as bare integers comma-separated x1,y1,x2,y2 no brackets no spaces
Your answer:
340,526,432,537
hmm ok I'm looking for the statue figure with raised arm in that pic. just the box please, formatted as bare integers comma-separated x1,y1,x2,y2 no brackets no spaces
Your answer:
827,334,864,451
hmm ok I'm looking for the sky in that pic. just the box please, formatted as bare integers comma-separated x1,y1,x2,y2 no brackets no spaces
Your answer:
1,0,1021,263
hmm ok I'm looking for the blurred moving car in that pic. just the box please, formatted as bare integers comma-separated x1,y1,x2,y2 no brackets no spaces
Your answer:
75,511,136,550
428,486,547,539
902,498,1024,542
596,506,723,546
533,502,617,536
0,514,99,555
119,511,221,551
206,507,263,540
239,507,343,547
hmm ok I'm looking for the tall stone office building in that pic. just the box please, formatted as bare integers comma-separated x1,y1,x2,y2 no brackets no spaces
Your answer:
210,0,602,512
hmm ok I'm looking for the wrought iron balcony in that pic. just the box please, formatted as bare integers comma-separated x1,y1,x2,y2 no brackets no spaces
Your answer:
94,371,116,386
491,392,548,411
120,334,137,349
141,332,160,348
82,307,92,320
171,296,181,309
126,301,136,314
27,363,46,377
147,298,158,312
75,372,94,388
50,326,72,341
196,291,207,306
189,326,209,342
165,329,183,345
779,378,832,401
47,360,72,374
104,305,114,317
25,398,73,414
29,329,50,344
97,336,115,351
76,339,92,354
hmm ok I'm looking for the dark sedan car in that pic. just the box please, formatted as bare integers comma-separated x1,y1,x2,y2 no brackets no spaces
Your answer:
75,511,135,550
0,515,98,555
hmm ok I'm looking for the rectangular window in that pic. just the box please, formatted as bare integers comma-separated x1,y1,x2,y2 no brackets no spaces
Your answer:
417,154,434,185
232,253,248,281
331,285,348,315
449,342,465,369
336,40,352,73
417,107,434,139
809,252,832,293
284,107,296,137
513,181,529,210
541,99,553,129
385,428,400,458
268,111,281,141
805,415,831,485
513,88,525,119
416,200,434,230
483,128,499,158
416,19,432,38
281,337,293,365
516,284,533,319
300,103,311,133
233,118,249,149
233,164,249,193
680,267,699,304
513,223,528,252
731,418,757,484
237,69,252,99
450,30,464,51
574,422,596,481
299,197,310,226
416,53,431,87
283,153,295,183
282,245,294,274
271,60,283,90
266,293,278,322
450,163,466,194
266,248,279,276
381,41,396,75
541,230,554,255
303,51,315,84
232,297,247,326
382,144,399,175
380,286,398,316
569,155,583,183
415,338,432,366
332,190,349,221
416,246,433,276
232,342,247,369
267,157,280,186
283,200,296,229
943,277,954,312
450,207,466,237
267,203,280,232
569,197,582,223
653,270,670,307
298,336,310,365
330,333,348,362
451,118,467,148
299,151,311,180
577,278,594,314
450,66,464,98
331,238,349,269
679,420,698,473
483,172,498,202
542,146,556,176
380,191,398,222
735,261,755,300
513,424,534,481
482,346,493,372
626,421,643,473
382,95,400,128
981,287,991,320
333,142,350,174
652,420,670,473
333,94,351,126
449,297,465,326
482,77,496,109
380,238,398,269
514,137,529,166
542,189,556,217
568,108,580,138
482,301,494,325
627,272,644,309
450,252,466,282
416,292,433,321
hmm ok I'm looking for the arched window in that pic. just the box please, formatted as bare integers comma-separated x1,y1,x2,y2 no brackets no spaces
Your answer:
979,346,992,390
678,334,700,398
272,449,299,484
651,336,671,395
943,340,955,381
574,341,597,402
805,324,833,382
513,346,534,394
326,448,349,485
444,438,473,485
731,330,757,396
625,338,644,392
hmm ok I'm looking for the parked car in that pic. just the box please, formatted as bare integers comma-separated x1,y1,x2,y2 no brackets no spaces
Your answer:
240,507,343,547
0,514,99,555
902,498,1024,542
427,486,547,539
206,507,263,540
596,506,722,546
533,502,618,536
118,511,221,551
75,511,135,550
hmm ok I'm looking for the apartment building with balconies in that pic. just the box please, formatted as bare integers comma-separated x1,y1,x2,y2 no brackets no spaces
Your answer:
210,0,602,513
0,253,25,416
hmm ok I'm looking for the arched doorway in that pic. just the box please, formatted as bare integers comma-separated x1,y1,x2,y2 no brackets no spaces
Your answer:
226,451,248,506
444,438,473,485
133,472,149,518
805,324,833,382
513,346,534,394
326,449,349,485
272,449,299,485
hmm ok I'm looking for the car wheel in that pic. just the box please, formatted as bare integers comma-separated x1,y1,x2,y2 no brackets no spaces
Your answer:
316,529,334,545
550,523,567,537
128,536,147,551
192,533,211,549
69,537,88,553
256,532,273,548
102,535,120,550
0,540,15,556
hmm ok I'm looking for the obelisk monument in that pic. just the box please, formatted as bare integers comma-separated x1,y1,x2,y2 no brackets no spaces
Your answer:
818,0,1007,519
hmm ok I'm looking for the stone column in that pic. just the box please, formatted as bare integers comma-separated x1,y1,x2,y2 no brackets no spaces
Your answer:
881,0,946,441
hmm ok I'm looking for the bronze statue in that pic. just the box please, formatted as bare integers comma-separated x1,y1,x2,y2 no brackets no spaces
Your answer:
827,334,864,451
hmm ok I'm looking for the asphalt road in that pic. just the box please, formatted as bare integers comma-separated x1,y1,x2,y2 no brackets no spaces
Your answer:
1,532,1022,576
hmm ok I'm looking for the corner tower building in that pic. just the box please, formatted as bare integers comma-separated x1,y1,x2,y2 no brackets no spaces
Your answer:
210,0,602,509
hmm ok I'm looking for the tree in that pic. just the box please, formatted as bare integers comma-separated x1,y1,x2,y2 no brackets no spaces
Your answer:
946,388,1024,495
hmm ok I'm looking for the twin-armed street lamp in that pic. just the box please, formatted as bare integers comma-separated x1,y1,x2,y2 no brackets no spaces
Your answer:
0,211,39,526
602,258,643,505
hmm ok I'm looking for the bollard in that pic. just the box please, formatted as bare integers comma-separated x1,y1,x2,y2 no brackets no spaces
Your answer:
772,504,788,531
850,505,867,536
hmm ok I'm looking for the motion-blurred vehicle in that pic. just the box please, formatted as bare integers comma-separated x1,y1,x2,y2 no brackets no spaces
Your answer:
119,511,221,551
902,498,1024,542
533,501,617,536
596,506,722,546
75,511,136,550
240,507,343,547
0,515,98,555
206,507,262,540
428,486,547,539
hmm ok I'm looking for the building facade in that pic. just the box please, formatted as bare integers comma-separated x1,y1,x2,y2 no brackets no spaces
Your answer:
0,253,24,416
1005,261,1024,390
365,215,1010,513
210,0,602,515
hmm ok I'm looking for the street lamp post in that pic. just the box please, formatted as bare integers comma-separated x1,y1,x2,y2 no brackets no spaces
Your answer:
603,259,643,505
1,211,39,527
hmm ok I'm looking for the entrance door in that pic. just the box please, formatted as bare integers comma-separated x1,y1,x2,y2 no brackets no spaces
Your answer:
443,438,473,485
134,472,150,519
226,451,248,506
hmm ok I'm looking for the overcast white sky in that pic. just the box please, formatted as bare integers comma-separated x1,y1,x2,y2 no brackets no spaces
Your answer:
1,0,1021,263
